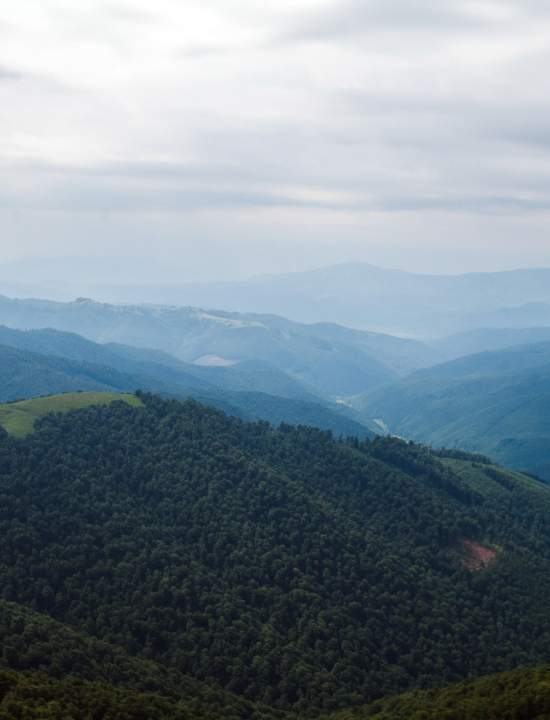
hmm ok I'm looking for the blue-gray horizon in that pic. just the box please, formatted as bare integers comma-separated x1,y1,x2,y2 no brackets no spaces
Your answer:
2,0,550,281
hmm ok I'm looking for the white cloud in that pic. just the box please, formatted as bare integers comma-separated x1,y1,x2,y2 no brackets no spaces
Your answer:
1,0,550,278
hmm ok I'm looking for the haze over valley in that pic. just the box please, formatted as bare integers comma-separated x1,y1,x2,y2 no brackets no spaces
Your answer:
2,259,550,483
3,1,550,717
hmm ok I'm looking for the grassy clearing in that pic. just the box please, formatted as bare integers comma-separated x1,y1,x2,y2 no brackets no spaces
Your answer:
442,457,550,511
0,392,143,438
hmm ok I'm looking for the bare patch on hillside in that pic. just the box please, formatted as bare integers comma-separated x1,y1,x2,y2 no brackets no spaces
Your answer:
193,354,238,367
462,540,497,571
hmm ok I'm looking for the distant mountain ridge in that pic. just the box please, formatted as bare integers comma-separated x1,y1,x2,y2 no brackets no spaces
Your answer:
5,261,550,336
361,340,550,479
432,326,550,360
0,327,373,438
0,294,437,396
76,262,550,336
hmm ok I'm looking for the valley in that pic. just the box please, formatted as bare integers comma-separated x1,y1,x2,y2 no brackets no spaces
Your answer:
1,282,550,480
4,1,550,714
361,341,550,480
1,266,550,719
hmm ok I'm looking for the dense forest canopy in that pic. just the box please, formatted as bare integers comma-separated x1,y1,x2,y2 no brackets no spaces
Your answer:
331,665,550,720
3,662,549,720
0,393,549,716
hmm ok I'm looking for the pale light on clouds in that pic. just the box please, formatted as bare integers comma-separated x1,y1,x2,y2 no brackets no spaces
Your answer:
1,0,550,282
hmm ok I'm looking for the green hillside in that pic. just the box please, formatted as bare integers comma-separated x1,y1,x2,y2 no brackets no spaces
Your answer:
0,669,189,720
2,593,550,720
360,342,550,480
0,324,310,401
329,665,550,720
1,394,550,714
0,331,373,438
2,595,550,719
0,343,148,402
2,665,550,720
0,392,142,437
0,598,281,720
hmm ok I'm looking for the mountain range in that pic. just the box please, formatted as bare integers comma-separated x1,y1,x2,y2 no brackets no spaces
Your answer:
431,325,550,360
3,288,550,480
89,262,550,336
4,261,550,337
0,294,437,394
0,326,373,438
2,262,550,716
360,340,550,480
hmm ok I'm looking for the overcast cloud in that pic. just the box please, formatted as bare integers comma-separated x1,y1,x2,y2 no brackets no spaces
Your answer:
1,0,550,283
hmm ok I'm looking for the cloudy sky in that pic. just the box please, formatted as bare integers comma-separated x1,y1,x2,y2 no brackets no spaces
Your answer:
2,0,550,285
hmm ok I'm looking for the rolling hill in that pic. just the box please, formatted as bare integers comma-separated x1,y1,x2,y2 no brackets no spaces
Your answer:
0,323,316,401
0,344,162,401
432,325,550,360
0,392,142,437
465,302,550,330
360,341,550,479
2,655,549,720
0,340,372,438
0,598,280,720
0,393,549,714
330,665,550,720
0,294,437,394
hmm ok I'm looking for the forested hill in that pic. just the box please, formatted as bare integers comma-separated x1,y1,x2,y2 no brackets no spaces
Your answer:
360,340,550,480
1,653,549,720
1,393,550,715
330,665,550,720
0,341,371,438
0,598,283,720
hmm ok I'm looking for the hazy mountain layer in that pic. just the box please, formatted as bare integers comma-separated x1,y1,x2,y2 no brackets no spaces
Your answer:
0,294,437,394
361,341,550,479
0,344,152,400
0,325,313,401
465,302,550,330
0,335,372,438
89,262,550,336
432,325,550,360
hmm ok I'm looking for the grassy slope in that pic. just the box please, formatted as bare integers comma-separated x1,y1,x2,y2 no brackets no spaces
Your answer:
0,392,142,437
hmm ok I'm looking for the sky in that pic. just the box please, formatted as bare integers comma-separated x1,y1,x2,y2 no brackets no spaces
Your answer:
1,0,550,286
